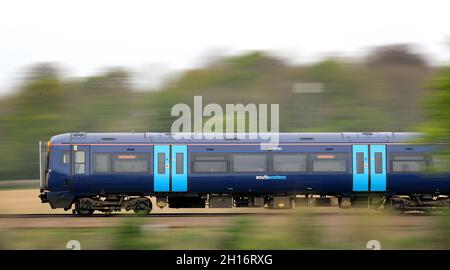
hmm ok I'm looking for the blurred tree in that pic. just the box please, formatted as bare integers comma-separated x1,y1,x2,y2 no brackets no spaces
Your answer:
0,65,137,179
84,67,131,93
423,66,450,147
0,47,442,179
23,63,62,82
364,45,430,128
366,45,426,67
293,59,367,131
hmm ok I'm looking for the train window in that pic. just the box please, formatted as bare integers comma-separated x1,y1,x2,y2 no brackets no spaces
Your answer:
112,153,149,173
193,161,228,173
93,153,110,173
193,153,227,161
391,154,427,173
232,153,268,173
313,160,347,172
62,151,70,164
392,161,426,172
176,153,184,174
432,155,449,172
113,160,148,173
273,153,307,172
191,153,228,173
158,153,165,174
375,152,383,174
74,164,85,174
356,152,364,174
312,153,348,173
74,151,85,174
393,155,425,161
75,151,85,163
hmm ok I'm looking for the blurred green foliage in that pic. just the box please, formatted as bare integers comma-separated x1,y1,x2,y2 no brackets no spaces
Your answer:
218,217,255,249
111,219,163,249
421,66,450,159
0,45,448,179
2,209,450,250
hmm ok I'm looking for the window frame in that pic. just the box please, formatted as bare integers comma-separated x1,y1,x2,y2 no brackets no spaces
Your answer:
231,153,269,173
92,153,111,174
74,150,86,175
111,152,151,174
431,155,450,172
157,152,166,174
190,152,230,174
176,153,184,174
62,151,70,164
272,153,308,173
309,152,349,173
192,160,229,173
356,152,364,174
91,152,151,174
390,153,430,173
374,152,383,174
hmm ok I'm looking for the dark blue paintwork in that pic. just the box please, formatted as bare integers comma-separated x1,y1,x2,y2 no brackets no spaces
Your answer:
386,144,449,194
187,144,352,194
89,145,152,195
42,132,450,208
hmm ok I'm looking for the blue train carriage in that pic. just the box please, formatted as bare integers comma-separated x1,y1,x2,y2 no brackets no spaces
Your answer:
38,132,450,215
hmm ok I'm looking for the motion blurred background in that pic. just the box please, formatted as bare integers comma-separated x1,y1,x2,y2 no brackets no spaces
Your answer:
0,0,449,250
1,1,449,180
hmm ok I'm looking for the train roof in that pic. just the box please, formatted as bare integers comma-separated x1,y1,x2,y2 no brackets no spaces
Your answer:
50,132,423,144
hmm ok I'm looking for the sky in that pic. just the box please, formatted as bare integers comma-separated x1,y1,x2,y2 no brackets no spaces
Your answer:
0,0,449,95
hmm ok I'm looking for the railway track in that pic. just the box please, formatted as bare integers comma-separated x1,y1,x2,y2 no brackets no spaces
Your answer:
0,207,437,219
0,212,294,218
0,209,435,231
0,211,297,229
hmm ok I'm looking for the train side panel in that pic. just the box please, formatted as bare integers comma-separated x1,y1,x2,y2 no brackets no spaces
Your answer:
187,144,353,194
41,132,450,213
387,144,450,194
88,145,153,195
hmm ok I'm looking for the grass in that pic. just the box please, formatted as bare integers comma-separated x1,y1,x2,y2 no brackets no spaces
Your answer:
0,180,38,191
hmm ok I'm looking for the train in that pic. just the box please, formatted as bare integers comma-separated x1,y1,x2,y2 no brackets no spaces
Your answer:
38,132,450,215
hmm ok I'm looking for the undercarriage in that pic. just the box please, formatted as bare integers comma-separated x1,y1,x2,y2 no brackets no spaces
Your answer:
390,194,450,213
74,196,152,216
45,192,450,216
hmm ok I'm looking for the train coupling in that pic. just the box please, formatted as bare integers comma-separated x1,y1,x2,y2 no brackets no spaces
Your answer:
39,191,48,203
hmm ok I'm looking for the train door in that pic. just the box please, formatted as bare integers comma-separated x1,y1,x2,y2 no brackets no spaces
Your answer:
352,144,387,192
369,145,386,192
153,145,188,192
154,145,170,192
353,145,369,191
71,145,90,193
171,145,187,192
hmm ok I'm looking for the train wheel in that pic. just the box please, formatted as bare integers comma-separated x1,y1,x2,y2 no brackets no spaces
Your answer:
133,197,152,216
391,203,405,214
77,209,94,216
